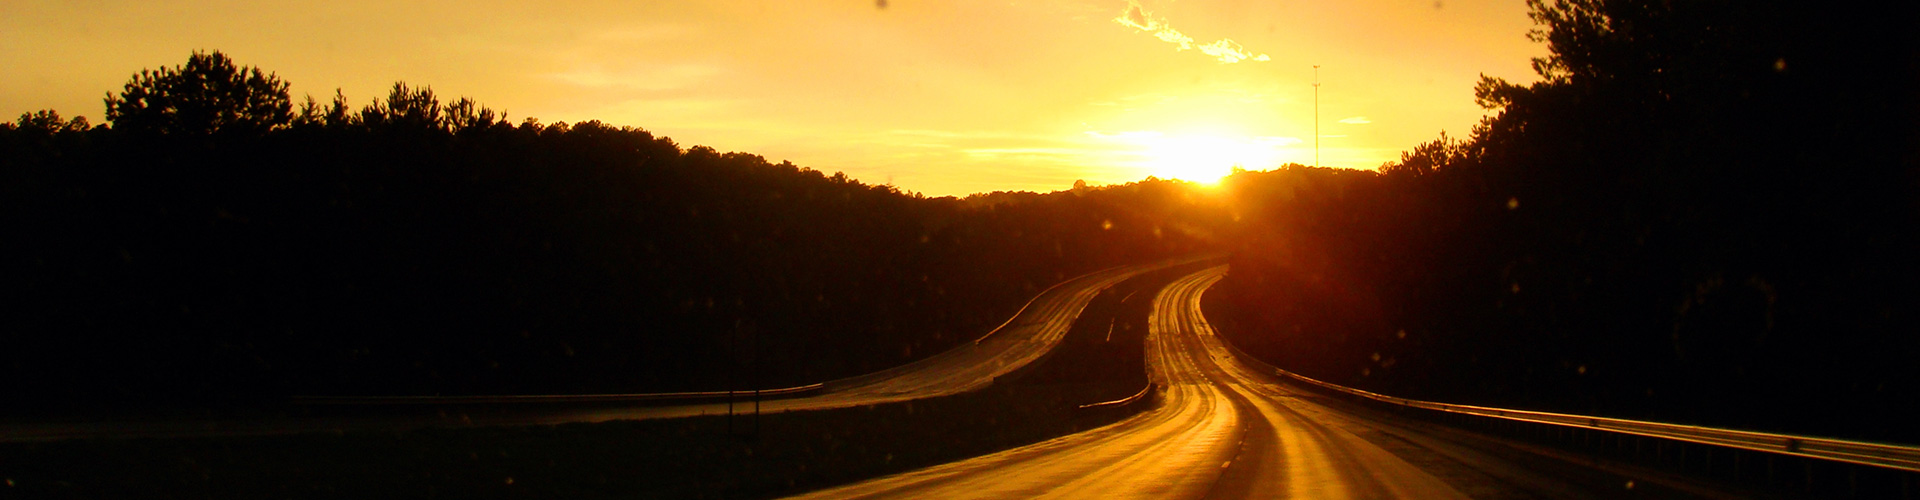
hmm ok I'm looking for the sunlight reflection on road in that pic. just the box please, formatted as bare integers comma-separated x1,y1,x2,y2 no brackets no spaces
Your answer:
789,265,1468,499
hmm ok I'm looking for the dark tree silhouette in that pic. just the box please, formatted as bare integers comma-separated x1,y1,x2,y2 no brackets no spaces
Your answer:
12,110,90,135
3,52,1214,417
359,82,445,131
292,89,357,129
103,50,292,137
1210,0,1919,443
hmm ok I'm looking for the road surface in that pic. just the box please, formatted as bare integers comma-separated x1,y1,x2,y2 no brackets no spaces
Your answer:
792,265,1743,499
0,260,1195,442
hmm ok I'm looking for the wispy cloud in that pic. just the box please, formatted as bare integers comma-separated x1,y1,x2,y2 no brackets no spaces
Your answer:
1113,0,1270,64
1338,116,1371,124
1196,40,1266,64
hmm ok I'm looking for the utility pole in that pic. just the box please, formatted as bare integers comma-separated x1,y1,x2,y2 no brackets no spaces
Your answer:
1313,64,1321,168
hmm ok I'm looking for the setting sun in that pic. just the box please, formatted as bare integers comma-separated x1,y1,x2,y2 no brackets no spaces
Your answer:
1102,131,1290,184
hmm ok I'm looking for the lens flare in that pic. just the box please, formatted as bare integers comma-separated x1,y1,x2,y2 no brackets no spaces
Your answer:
1134,134,1284,184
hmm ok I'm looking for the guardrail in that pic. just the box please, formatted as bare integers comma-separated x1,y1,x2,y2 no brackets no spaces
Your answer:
1077,382,1156,410
289,383,826,406
1214,336,1920,474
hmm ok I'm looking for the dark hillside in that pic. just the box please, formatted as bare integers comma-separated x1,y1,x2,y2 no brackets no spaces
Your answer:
0,54,1214,415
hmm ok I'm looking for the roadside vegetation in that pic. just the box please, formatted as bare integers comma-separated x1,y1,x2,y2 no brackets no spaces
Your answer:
1206,0,1919,443
0,51,1219,416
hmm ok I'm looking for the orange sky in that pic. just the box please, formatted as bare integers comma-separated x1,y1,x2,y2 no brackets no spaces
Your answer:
2,0,1542,196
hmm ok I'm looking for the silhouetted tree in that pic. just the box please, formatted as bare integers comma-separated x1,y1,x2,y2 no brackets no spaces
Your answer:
359,82,443,131
1212,0,1918,442
13,110,90,135
1379,132,1465,177
103,51,292,137
290,89,356,129
443,97,502,134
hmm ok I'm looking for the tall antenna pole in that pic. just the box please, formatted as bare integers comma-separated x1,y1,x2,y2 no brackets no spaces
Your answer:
1313,64,1321,168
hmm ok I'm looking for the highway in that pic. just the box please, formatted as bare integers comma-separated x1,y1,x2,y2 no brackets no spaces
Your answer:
0,260,1189,442
792,265,1741,499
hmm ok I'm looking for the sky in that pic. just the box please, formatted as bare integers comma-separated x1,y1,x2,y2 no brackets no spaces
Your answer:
2,0,1543,196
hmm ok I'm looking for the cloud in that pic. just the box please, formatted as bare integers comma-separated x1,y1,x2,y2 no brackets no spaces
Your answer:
1198,40,1270,64
1338,116,1371,124
1122,2,1151,28
1113,1,1270,64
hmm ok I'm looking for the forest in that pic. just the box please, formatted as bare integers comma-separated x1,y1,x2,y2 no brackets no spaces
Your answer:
1204,0,1920,443
0,54,1214,414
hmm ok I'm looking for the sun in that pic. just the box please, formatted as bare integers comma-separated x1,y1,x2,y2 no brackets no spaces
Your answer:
1131,133,1283,184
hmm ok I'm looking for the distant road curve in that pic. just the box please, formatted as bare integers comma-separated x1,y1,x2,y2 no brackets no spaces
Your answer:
0,258,1201,442
792,265,1741,499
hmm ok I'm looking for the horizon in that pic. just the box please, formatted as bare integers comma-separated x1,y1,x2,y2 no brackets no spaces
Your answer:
5,1,1918,495
3,0,1542,197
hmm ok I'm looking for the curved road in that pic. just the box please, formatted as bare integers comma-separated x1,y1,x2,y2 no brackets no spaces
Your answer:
793,265,1737,499
0,260,1195,442
567,259,1188,421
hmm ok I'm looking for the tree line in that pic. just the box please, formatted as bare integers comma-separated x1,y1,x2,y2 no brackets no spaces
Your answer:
1,52,1214,413
1207,0,1920,443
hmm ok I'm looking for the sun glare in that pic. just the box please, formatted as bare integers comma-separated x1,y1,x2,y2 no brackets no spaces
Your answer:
1130,133,1283,184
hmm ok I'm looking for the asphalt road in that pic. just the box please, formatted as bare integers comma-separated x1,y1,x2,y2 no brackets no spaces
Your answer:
0,260,1195,443
790,265,1748,499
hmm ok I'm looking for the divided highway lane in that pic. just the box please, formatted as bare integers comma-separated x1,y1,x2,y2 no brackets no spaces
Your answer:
575,258,1190,420
0,260,1194,443
794,266,1735,499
